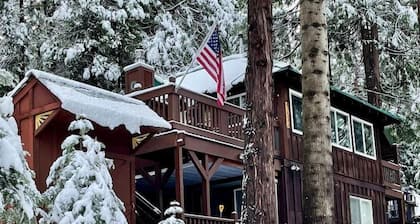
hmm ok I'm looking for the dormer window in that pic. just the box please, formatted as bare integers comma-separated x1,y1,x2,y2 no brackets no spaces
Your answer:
352,116,376,159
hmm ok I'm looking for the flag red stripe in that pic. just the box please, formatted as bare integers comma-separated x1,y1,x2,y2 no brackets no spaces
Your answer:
197,57,218,81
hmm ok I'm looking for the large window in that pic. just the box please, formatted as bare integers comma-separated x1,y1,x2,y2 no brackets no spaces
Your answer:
331,108,352,151
289,89,303,134
350,196,374,224
227,93,246,108
352,117,376,159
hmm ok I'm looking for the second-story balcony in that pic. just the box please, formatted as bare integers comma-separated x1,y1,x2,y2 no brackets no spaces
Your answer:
130,83,245,141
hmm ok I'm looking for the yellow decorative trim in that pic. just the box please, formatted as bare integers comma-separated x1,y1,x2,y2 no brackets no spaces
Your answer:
285,101,290,129
35,111,54,130
132,133,150,149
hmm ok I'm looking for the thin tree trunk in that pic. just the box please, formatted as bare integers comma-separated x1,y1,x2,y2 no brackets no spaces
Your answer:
361,22,381,106
19,0,26,80
300,0,334,223
242,0,276,223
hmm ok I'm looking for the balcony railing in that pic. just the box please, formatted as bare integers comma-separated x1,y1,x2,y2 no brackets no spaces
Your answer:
382,160,401,189
134,84,245,140
184,213,237,224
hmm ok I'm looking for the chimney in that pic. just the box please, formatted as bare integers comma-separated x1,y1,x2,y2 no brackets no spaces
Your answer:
123,62,155,94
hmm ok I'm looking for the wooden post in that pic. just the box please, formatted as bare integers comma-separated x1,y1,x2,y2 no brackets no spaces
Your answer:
174,146,184,207
168,86,180,121
202,154,211,216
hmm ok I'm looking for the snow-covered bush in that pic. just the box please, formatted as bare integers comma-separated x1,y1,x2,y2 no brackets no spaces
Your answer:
0,96,40,223
158,201,184,224
39,116,127,224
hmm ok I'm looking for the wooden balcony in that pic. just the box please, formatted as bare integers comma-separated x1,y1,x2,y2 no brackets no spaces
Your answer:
382,160,402,198
133,84,245,140
184,213,238,224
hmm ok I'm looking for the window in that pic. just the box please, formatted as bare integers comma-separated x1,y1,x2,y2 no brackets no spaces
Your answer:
350,196,374,224
289,89,303,134
227,93,246,108
331,108,352,151
352,117,376,159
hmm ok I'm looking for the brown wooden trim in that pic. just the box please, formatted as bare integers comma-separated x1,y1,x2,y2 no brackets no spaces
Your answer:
384,189,404,199
174,146,184,207
170,121,244,147
12,77,38,103
208,158,224,178
188,151,208,180
381,160,400,170
183,135,241,162
334,174,385,192
15,102,61,120
135,133,179,155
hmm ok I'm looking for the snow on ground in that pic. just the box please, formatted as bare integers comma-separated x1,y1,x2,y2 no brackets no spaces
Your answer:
10,70,171,134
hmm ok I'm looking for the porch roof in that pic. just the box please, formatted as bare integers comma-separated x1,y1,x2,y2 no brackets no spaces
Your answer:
11,70,171,134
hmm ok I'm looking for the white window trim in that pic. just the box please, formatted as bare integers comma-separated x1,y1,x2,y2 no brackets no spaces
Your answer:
350,195,374,224
227,92,246,108
289,89,303,135
351,116,377,160
331,107,352,152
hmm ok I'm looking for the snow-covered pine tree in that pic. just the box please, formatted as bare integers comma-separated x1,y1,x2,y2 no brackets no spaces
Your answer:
158,201,184,224
39,0,242,90
40,116,127,224
0,96,40,223
0,0,46,82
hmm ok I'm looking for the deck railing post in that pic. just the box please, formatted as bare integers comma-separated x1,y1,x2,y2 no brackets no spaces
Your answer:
168,88,180,121
220,110,229,135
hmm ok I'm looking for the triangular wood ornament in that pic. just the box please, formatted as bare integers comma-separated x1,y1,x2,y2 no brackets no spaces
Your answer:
132,133,150,150
35,110,54,130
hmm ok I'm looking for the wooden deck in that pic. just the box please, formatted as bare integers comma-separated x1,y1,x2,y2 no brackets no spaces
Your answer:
132,84,245,140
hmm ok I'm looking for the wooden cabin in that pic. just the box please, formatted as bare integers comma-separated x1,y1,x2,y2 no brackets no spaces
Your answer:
11,70,171,224
126,53,404,224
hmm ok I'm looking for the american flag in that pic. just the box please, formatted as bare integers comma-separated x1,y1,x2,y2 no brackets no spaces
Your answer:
196,26,226,106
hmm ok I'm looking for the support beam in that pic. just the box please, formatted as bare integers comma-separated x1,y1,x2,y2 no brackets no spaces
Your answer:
174,146,184,207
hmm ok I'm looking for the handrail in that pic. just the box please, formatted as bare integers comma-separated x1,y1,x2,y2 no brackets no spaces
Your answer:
135,191,161,216
382,160,401,187
132,85,245,140
184,213,236,223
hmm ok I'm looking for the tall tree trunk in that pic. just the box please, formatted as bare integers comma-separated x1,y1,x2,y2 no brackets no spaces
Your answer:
242,0,276,223
300,0,334,223
19,0,26,80
361,22,381,106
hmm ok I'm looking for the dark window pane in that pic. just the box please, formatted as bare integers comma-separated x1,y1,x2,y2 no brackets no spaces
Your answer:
364,124,374,156
353,121,364,153
337,113,350,148
292,95,302,131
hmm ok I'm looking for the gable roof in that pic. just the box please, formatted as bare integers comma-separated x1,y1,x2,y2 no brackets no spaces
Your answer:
11,70,171,134
176,53,401,124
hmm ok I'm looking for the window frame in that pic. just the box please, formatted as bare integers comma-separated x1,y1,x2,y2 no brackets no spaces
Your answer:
288,89,303,135
349,195,374,224
331,107,352,152
351,116,377,160
227,92,246,108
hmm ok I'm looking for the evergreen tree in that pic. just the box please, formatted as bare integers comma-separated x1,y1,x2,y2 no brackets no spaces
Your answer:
0,96,40,223
39,0,242,90
40,116,127,224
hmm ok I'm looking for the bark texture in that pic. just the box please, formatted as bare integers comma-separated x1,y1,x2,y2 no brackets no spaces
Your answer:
300,0,334,223
361,23,381,106
242,0,276,223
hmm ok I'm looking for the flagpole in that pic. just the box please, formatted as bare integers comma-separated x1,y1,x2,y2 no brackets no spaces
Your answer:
175,23,217,91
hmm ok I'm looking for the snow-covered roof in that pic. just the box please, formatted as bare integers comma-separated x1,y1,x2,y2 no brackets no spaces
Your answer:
175,53,293,93
11,70,171,134
123,61,154,72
